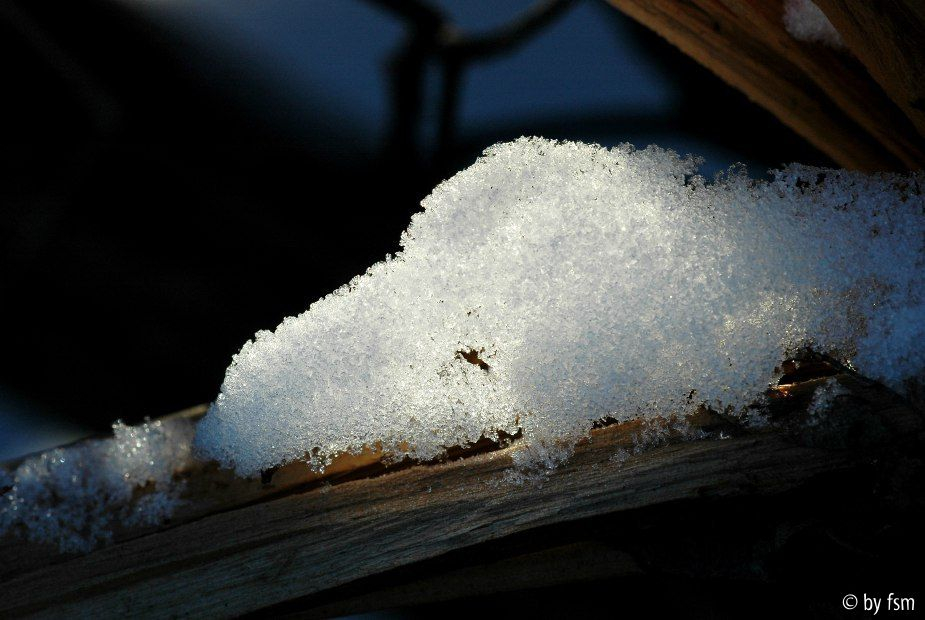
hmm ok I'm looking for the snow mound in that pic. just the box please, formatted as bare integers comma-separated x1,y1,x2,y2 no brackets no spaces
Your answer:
195,137,925,477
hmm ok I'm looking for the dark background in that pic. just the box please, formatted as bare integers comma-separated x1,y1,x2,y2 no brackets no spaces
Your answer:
0,0,830,458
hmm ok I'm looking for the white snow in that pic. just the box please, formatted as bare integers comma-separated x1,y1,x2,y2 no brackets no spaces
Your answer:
0,417,195,553
3,137,924,553
783,0,844,48
194,137,925,478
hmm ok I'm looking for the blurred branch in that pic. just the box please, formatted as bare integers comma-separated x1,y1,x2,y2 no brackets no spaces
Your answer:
442,0,578,60
369,0,577,164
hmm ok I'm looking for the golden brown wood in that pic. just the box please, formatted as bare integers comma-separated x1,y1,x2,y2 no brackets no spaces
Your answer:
606,0,925,171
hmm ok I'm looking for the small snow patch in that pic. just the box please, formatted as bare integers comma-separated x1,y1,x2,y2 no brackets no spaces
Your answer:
783,0,845,48
0,417,194,553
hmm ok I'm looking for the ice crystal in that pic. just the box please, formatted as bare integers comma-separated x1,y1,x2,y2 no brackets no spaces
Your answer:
0,417,195,553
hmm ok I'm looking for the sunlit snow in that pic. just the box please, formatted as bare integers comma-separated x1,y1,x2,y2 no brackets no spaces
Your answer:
3,137,923,552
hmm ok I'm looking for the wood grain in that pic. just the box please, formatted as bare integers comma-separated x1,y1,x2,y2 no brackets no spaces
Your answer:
1,371,921,618
606,0,925,171
817,0,925,139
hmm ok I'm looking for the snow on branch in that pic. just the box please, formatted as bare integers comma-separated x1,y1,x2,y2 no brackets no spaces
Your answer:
3,138,924,552
198,138,924,476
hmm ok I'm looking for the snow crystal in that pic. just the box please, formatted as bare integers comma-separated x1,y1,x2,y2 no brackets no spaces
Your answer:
195,137,925,477
783,0,844,48
609,449,632,466
806,378,850,422
0,417,194,553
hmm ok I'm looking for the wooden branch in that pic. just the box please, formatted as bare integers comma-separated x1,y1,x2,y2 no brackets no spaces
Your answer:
1,371,922,617
606,0,925,171
816,0,925,139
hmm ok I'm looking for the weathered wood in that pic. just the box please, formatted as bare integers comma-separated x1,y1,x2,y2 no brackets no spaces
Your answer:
817,0,925,139
606,0,925,171
0,371,921,618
